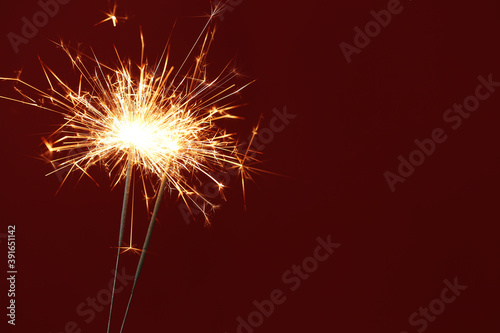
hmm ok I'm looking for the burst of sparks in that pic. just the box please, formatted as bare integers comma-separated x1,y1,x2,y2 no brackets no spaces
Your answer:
0,7,258,224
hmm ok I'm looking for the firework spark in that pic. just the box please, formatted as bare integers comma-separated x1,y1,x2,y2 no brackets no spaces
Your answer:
96,2,128,27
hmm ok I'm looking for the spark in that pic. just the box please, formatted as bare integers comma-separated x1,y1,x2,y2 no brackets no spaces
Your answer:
117,245,143,255
96,2,128,27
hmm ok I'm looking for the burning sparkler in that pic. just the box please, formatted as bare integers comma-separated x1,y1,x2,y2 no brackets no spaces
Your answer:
1,3,259,332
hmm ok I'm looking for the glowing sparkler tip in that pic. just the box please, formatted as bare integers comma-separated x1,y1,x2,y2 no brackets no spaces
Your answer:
117,122,155,149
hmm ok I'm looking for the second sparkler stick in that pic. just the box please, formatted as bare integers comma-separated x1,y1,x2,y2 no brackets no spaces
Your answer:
120,173,169,333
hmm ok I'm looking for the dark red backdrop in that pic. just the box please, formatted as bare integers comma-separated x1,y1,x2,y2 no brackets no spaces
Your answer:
1,0,499,332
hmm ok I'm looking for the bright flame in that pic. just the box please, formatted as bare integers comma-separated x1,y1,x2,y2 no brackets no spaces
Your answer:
112,118,179,154
117,122,156,149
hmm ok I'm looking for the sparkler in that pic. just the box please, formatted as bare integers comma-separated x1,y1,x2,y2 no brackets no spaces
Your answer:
96,2,128,27
1,3,259,332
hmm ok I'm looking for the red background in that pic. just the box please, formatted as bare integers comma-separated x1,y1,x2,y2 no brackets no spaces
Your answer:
1,0,500,332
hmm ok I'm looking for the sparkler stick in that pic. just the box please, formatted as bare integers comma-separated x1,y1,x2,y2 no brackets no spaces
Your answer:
107,157,133,333
120,173,169,333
